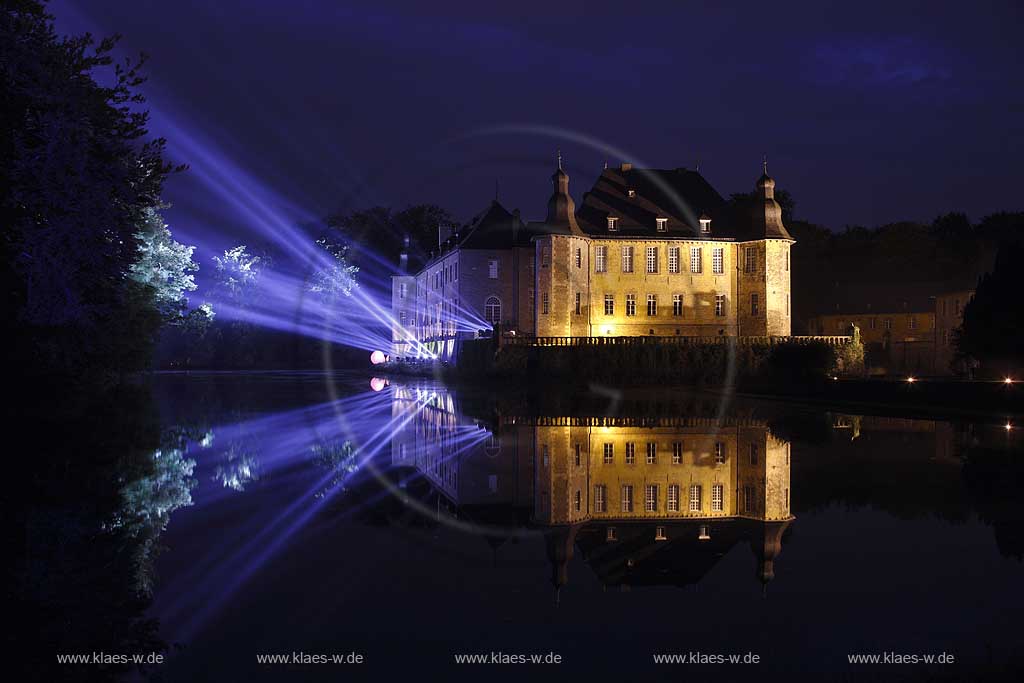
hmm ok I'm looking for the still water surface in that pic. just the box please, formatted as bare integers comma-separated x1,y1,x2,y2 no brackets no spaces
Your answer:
142,372,1022,680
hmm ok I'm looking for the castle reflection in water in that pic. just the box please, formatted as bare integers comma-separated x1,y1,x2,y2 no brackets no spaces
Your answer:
388,383,793,592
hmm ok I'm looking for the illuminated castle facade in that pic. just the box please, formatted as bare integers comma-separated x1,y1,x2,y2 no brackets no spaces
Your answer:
392,160,794,360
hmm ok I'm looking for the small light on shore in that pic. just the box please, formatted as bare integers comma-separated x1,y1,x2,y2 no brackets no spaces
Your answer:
1006,422,1013,432
1005,377,1014,385
906,377,916,383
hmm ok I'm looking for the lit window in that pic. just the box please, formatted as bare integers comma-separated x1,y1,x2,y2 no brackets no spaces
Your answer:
744,246,757,274
884,318,892,330
645,484,659,512
712,483,724,512
607,217,619,232
751,293,759,316
595,485,607,512
714,442,725,464
488,259,498,279
595,246,607,273
672,294,683,316
713,247,724,274
621,485,634,512
627,189,636,198
655,525,667,541
672,442,683,464
647,294,657,316
625,442,636,464
606,526,617,541
689,484,702,512
908,316,916,330
656,217,668,232
668,246,680,273
603,443,614,464
574,292,581,315
690,247,702,273
484,296,501,324
715,294,726,317
646,246,658,273
667,484,680,512
541,292,549,315
621,246,634,273
625,294,636,317
604,294,614,316
575,248,582,269
700,217,711,233
646,442,657,464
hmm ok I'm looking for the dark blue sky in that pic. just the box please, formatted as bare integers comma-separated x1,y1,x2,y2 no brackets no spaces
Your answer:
51,0,1023,252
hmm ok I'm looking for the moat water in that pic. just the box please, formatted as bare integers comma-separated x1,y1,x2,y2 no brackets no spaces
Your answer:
49,372,1024,681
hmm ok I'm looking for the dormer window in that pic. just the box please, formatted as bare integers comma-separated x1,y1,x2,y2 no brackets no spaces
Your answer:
627,189,636,198
656,218,668,232
607,217,619,232
700,217,712,233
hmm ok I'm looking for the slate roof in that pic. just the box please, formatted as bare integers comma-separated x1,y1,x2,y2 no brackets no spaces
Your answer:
577,167,732,239
457,200,522,249
818,282,940,315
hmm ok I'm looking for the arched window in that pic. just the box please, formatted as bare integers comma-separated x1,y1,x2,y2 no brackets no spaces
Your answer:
484,296,501,325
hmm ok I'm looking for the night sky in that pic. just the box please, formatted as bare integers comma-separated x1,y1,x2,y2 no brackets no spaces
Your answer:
51,0,1023,255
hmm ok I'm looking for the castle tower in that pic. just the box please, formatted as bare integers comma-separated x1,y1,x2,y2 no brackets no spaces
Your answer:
739,162,795,336
536,155,590,337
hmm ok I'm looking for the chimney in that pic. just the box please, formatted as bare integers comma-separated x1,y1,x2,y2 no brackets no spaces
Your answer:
438,222,453,247
398,234,410,273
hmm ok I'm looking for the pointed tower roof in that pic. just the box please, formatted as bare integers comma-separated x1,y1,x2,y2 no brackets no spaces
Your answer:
543,153,585,236
751,160,793,241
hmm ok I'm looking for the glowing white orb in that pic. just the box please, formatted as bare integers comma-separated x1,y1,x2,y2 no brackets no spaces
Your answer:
370,350,386,365
370,377,387,392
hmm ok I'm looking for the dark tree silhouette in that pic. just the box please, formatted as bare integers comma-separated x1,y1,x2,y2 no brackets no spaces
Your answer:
2,1,177,381
955,243,1024,377
325,204,453,271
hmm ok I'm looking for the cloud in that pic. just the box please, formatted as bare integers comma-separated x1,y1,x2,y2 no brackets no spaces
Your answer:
807,37,952,88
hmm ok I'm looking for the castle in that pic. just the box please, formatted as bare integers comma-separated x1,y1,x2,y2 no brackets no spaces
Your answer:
392,158,794,361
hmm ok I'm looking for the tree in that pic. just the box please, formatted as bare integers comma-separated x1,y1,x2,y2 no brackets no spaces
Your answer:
128,208,199,322
955,243,1024,377
212,245,266,305
2,1,178,379
307,237,359,302
325,204,453,271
